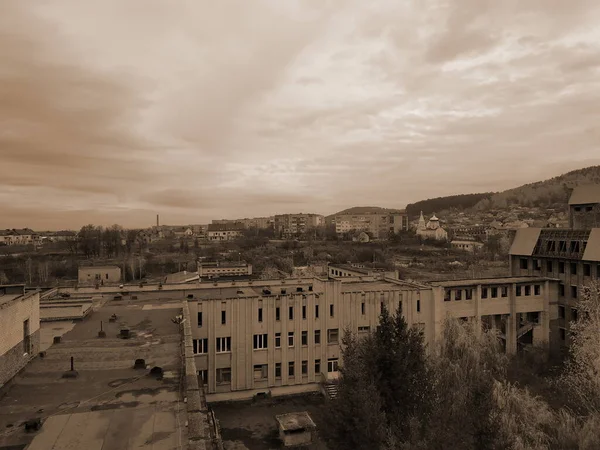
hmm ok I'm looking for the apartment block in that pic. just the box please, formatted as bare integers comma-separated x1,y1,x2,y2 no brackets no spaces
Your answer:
78,265,122,285
198,262,253,279
334,211,409,239
207,223,245,241
274,214,325,238
0,285,40,388
212,217,274,229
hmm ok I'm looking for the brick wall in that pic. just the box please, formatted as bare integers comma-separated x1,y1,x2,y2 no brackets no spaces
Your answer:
0,330,40,388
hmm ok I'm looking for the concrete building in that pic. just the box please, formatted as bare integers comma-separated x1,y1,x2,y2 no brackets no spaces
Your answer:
0,229,38,246
198,262,253,279
335,211,409,239
274,214,325,238
328,263,399,280
0,285,40,388
451,239,485,253
569,184,600,229
207,223,245,241
509,227,600,352
213,217,274,229
77,265,122,285
416,212,448,241
276,412,316,447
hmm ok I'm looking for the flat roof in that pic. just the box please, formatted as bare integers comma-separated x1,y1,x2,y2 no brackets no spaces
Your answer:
0,298,186,449
430,276,556,287
275,412,316,431
78,265,121,270
341,281,408,292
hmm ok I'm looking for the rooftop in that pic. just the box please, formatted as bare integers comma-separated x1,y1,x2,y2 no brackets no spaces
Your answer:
275,412,316,431
78,265,121,271
0,297,186,449
430,276,556,288
568,184,600,205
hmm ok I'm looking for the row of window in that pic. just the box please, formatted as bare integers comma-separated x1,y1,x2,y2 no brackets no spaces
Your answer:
444,284,541,301
558,284,578,298
198,358,340,385
521,258,600,277
192,329,341,355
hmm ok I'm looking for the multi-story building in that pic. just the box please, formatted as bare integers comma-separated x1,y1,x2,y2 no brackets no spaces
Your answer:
198,262,253,279
328,263,399,280
334,211,409,239
451,239,485,253
78,266,122,285
207,223,245,241
569,185,600,229
186,273,555,400
0,229,38,246
0,285,40,388
274,214,325,238
212,217,274,229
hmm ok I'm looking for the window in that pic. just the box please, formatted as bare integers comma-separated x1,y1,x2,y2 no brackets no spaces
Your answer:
289,306,294,320
534,259,541,271
361,302,365,315
327,328,339,344
491,287,498,298
301,331,308,346
221,310,226,325
559,283,565,297
275,363,282,378
330,304,334,317
199,370,208,385
315,304,319,318
559,328,566,341
258,307,263,323
520,258,528,270
315,359,321,374
465,289,473,300
302,305,306,319
455,290,462,301
516,286,522,297
216,337,231,353
358,326,370,334
197,312,203,327
571,285,578,299
314,330,321,344
216,368,231,384
398,300,403,314
571,308,578,322
276,307,280,321
288,332,294,347
546,261,553,273
380,301,384,312
525,285,531,296
501,286,508,298
444,290,451,302
571,263,578,275
559,262,565,274
193,338,208,355
275,332,281,348
416,299,421,313
302,360,308,375
254,364,268,380
482,288,488,299
558,305,565,319
253,334,268,350
584,264,591,277
288,362,295,377
327,358,339,373
297,287,303,292
534,285,541,296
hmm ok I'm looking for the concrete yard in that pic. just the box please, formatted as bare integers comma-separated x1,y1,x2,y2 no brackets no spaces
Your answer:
0,297,187,450
211,394,329,450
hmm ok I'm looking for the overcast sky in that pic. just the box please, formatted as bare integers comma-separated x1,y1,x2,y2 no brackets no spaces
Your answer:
2,0,600,230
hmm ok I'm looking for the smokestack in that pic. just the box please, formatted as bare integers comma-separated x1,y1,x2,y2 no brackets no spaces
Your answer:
157,214,159,227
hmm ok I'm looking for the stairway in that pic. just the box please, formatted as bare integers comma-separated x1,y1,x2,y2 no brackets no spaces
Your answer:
323,382,338,400
517,322,536,340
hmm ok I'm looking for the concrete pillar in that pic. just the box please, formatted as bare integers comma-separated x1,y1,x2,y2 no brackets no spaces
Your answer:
507,284,518,355
474,285,482,336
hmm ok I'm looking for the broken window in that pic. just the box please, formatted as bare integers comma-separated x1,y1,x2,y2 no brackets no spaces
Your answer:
465,289,473,300
559,283,565,297
584,264,591,277
534,285,541,296
571,308,578,322
455,290,462,301
501,286,508,297
525,285,531,296
516,286,522,297
254,364,268,380
558,305,565,319
571,263,578,275
482,287,488,299
216,368,231,384
546,260,553,273
491,287,498,298
327,328,339,344
559,262,565,274
571,285,578,299
520,258,528,270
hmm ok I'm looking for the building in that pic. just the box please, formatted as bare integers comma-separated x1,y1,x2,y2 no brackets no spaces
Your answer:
0,229,38,246
451,239,485,253
328,263,399,280
77,266,122,285
198,262,253,279
568,184,600,229
334,211,409,239
49,230,77,242
207,223,245,241
186,272,555,399
0,285,40,388
275,412,317,447
509,227,600,352
274,214,325,238
213,217,274,229
416,212,448,241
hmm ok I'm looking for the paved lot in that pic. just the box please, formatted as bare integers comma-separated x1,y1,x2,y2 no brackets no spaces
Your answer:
0,298,186,450
212,394,329,450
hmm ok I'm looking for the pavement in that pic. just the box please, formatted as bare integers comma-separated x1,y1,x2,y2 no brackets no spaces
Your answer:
0,297,187,450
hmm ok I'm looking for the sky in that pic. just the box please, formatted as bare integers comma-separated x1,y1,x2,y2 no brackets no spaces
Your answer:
2,0,600,230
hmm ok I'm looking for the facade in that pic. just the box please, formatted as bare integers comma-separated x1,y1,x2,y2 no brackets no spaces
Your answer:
416,212,448,241
0,229,39,246
328,263,399,280
335,211,409,239
212,217,274,229
451,239,485,253
509,227,600,352
568,185,600,229
78,266,122,285
207,223,245,241
187,273,555,399
198,262,253,278
274,214,325,238
0,285,40,388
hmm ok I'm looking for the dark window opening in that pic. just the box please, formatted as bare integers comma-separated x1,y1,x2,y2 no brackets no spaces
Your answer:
571,263,578,275
534,285,541,296
558,305,565,319
416,299,421,313
302,305,306,319
221,310,226,325
276,307,280,321
482,288,488,299
491,287,498,298
289,306,294,320
520,258,528,270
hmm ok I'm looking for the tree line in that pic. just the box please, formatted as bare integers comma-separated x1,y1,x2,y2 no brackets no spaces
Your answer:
323,282,600,449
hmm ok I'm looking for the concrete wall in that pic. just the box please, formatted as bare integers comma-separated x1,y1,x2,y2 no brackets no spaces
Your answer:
0,292,40,387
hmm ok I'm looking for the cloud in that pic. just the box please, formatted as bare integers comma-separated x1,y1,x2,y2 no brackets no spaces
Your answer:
2,0,600,229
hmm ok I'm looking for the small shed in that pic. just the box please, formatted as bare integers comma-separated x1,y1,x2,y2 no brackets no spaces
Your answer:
275,412,317,447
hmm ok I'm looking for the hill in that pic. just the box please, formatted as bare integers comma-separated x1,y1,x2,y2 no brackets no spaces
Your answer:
405,193,494,218
326,206,405,220
472,165,600,211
